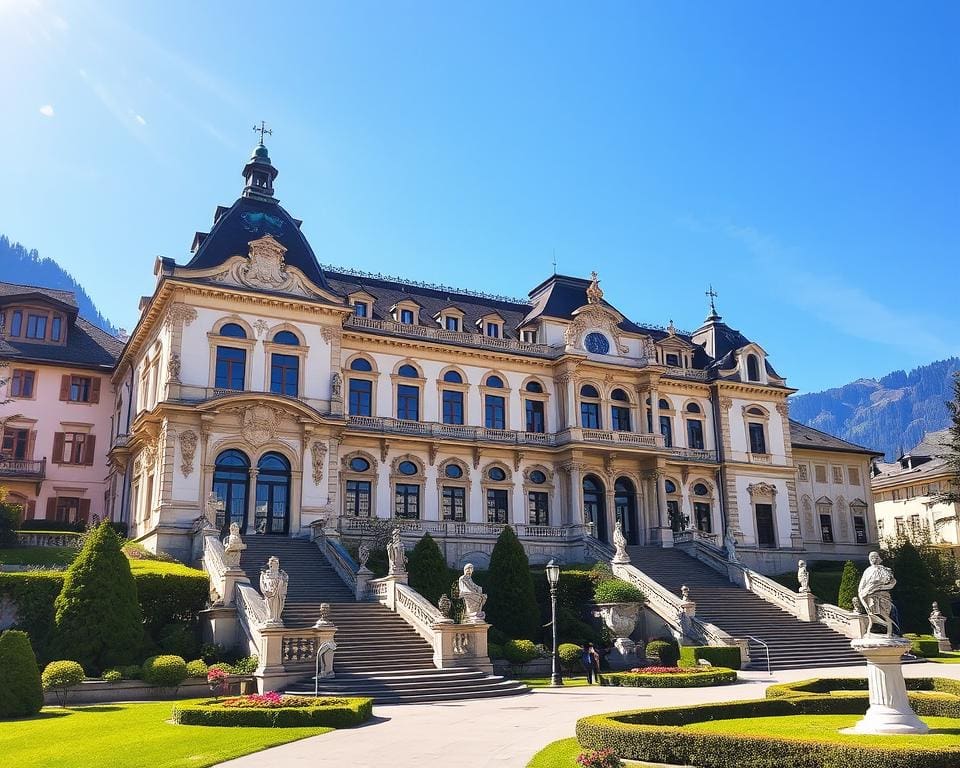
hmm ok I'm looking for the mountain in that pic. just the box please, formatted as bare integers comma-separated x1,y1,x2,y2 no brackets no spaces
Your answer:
0,235,118,335
790,357,960,461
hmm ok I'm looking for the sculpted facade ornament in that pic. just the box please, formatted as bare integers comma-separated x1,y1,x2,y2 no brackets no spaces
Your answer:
775,402,790,417
719,397,733,410
586,271,604,304
724,530,740,562
428,444,438,467
330,372,343,401
320,325,343,343
797,560,811,593
930,602,948,641
564,303,630,355
207,235,326,298
802,496,814,533
612,520,630,564
222,522,246,568
253,319,270,338
179,429,198,477
380,439,391,463
226,404,283,447
168,352,181,383
164,303,198,330
747,482,778,499
310,441,327,486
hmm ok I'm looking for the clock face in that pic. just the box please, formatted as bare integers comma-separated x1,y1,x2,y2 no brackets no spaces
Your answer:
585,332,610,355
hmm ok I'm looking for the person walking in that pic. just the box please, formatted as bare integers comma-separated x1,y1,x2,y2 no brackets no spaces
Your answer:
580,642,601,685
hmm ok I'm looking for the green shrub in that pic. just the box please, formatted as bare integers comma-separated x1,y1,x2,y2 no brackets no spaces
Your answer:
0,571,63,661
172,697,373,728
887,540,937,634
230,656,258,675
200,643,226,663
117,664,142,680
645,639,680,667
904,633,942,658
487,642,504,659
0,629,43,718
129,560,208,636
158,622,200,660
41,660,85,707
837,560,860,610
765,676,960,701
142,655,187,688
679,645,741,670
503,639,539,669
0,491,21,548
485,526,540,640
102,669,122,683
593,579,644,604
407,532,452,605
186,659,209,678
559,642,583,671
52,522,143,673
603,668,737,688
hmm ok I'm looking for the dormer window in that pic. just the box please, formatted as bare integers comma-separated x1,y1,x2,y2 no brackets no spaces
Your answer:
400,309,415,324
521,329,537,344
9,310,22,336
445,316,460,332
665,353,680,367
353,301,368,318
25,314,47,340
747,354,761,382
51,316,62,342
486,322,500,338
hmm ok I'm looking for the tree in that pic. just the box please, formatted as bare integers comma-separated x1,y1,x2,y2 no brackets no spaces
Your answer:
0,629,43,718
484,526,540,640
885,539,936,634
936,371,960,505
406,532,450,605
52,521,143,673
837,561,860,611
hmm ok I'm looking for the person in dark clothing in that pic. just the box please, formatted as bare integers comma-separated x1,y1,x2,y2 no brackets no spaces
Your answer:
581,642,601,684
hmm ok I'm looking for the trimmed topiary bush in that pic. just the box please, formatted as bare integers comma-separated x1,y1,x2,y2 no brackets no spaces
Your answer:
559,642,583,671
593,579,644,604
679,645,742,670
0,489,22,548
904,634,942,658
407,532,451,605
186,659,209,678
645,639,680,667
172,696,373,727
487,642,504,660
837,560,860,611
503,638,539,670
103,669,122,682
52,522,143,673
142,655,187,688
485,526,540,640
41,660,86,706
603,668,737,688
0,629,43,718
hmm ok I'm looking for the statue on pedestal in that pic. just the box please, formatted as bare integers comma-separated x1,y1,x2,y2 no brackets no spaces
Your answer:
930,602,948,641
387,528,407,575
222,522,246,568
457,564,487,623
260,556,288,626
858,551,897,637
612,519,630,564
358,542,372,573
724,530,740,563
797,560,811,593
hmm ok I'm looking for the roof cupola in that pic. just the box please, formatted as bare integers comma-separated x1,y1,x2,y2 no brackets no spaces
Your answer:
242,121,278,201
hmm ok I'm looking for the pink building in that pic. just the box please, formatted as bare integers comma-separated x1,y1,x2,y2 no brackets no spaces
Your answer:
0,282,122,524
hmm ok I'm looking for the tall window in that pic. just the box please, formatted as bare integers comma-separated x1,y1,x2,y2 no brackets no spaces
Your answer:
353,301,368,318
693,482,711,532
400,309,415,324
580,385,601,429
212,449,250,533
442,390,464,425
820,514,834,543
485,322,500,338
486,488,509,523
10,310,22,337
51,316,62,341
442,486,466,521
349,379,372,416
215,347,246,390
1,428,29,460
610,389,631,431
485,395,505,429
25,314,47,340
748,422,767,454
270,354,299,396
10,369,35,398
255,452,291,534
525,399,545,433
395,484,420,519
344,480,372,517
62,432,88,465
397,385,419,421
851,500,868,544
747,354,761,382
659,415,673,447
528,492,549,525
445,316,460,332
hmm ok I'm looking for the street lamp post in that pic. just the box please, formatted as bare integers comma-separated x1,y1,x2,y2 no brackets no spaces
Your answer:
546,559,564,687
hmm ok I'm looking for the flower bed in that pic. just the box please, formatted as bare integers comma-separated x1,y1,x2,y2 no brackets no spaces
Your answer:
172,695,373,728
601,667,737,688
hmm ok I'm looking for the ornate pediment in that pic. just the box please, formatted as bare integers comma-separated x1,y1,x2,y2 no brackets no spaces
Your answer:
205,235,328,298
222,403,285,447
564,303,630,356
747,482,778,499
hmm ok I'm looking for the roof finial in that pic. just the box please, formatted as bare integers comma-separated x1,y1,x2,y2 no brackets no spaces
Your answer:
551,249,557,275
586,271,603,304
705,284,720,320
667,319,676,336
253,120,272,146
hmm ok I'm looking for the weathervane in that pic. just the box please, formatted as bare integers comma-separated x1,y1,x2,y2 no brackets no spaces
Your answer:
706,284,719,315
253,121,272,145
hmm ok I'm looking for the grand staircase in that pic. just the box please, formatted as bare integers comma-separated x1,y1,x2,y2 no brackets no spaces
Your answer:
627,546,864,670
238,536,527,703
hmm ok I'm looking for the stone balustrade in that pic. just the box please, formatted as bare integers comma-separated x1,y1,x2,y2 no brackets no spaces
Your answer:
15,531,82,549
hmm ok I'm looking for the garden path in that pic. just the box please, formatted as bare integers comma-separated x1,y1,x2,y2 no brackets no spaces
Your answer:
217,662,960,768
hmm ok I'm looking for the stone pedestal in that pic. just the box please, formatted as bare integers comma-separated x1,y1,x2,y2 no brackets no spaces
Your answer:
842,637,928,735
938,638,953,653
595,602,641,669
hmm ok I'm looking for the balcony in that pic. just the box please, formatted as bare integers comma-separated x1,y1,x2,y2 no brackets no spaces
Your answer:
0,457,46,481
662,366,711,381
338,517,592,541
347,415,558,446
667,446,720,463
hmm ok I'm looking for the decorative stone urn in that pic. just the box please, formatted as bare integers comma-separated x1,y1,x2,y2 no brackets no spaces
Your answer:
594,602,642,668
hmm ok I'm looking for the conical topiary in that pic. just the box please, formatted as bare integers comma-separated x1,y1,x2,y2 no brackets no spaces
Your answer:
485,526,540,640
837,560,860,610
52,522,143,673
0,629,43,718
407,532,450,605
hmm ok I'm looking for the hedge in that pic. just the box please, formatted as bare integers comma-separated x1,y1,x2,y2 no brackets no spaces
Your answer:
602,668,737,688
645,639,680,667
679,645,742,671
904,634,942,658
765,676,960,700
0,571,63,661
576,691,960,768
172,697,373,728
0,629,43,718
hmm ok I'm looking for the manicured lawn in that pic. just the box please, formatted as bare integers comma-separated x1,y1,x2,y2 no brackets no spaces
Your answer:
527,738,658,767
0,546,78,567
686,714,960,748
929,651,960,664
518,675,591,688
0,701,332,768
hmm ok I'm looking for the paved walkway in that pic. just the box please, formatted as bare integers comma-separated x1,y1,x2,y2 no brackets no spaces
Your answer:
217,662,960,768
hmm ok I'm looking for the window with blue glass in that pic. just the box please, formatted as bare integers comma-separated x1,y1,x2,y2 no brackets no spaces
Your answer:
350,357,373,372
528,492,549,525
51,316,62,342
486,488,509,523
219,322,247,338
10,310,22,337
525,399,545,433
687,418,705,450
345,480,371,517
270,353,299,396
400,309,415,324
353,302,368,318
584,332,610,354
485,394,505,429
397,364,419,378
272,330,299,346
442,389,464,425
215,347,246,390
348,378,372,416
485,322,499,338
442,486,466,521
445,316,460,331
748,422,767,454
580,384,601,429
610,388,631,431
397,384,419,421
394,483,420,519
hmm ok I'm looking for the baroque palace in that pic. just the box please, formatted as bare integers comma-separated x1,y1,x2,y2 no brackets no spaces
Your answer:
3,138,881,574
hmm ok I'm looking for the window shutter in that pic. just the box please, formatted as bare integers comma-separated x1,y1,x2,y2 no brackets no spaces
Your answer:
25,500,36,520
90,378,101,404
46,497,57,520
26,430,37,460
78,498,91,523
83,434,97,466
52,432,65,463
59,375,70,401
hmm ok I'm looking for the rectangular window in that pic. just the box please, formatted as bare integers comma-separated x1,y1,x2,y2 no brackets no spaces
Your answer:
486,488,509,523
693,502,712,533
581,402,601,429
665,353,680,366
485,395,506,430
748,422,767,454
10,310,22,337
659,415,673,447
10,369,35,398
756,503,776,548
397,384,420,421
611,406,631,432
485,322,499,338
353,302,368,318
445,316,460,332
442,486,466,521
667,499,682,532
848,467,861,486
270,353,299,397
814,465,827,483
525,400,545,433
69,376,92,402
820,513,834,543
1,428,29,460
400,309,415,324
25,314,47,340
55,496,80,522
345,480,372,517
892,489,901,501
394,483,420,519
687,419,704,449
348,379,372,417
521,330,537,344
215,347,246,390
528,491,549,525
51,316,62,342
442,390,464,425
798,464,808,481
854,516,867,544
832,466,844,484
62,432,88,465
895,517,905,536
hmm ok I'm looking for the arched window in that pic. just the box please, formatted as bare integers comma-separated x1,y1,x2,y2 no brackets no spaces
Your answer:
664,478,685,532
693,482,710,496
581,384,600,398
442,370,463,384
488,466,507,482
396,364,420,421
525,381,543,393
614,477,638,545
664,479,677,494
580,385,601,429
485,465,510,523
212,449,249,533
272,330,299,345
349,357,373,372
349,456,370,472
398,364,419,378
745,407,768,454
611,388,631,432
529,469,547,484
219,322,247,339
686,402,704,450
747,354,761,382
485,375,504,388
686,402,701,414
692,482,712,533
582,475,608,542
444,463,463,479
344,454,374,518
398,460,419,476
524,380,546,434
255,452,290,534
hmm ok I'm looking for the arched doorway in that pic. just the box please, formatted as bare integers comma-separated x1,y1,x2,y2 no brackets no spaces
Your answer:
255,452,290,535
212,449,250,534
582,475,608,543
614,477,639,545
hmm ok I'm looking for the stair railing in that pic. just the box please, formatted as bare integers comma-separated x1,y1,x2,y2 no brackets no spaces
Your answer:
311,527,369,600
745,635,772,676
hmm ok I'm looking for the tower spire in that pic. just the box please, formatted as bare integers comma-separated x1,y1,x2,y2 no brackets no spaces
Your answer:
242,122,279,202
705,284,721,321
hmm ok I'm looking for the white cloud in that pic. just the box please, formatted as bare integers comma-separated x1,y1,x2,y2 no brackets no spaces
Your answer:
39,104,54,117
134,113,146,126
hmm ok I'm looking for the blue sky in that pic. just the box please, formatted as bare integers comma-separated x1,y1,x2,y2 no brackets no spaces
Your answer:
1,1,957,394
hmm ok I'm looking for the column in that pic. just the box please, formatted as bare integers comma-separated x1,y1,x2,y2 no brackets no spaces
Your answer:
649,385,661,437
247,467,259,533
563,462,584,526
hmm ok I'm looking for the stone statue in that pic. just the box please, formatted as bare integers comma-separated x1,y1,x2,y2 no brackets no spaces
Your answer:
612,519,630,564
851,596,863,614
260,556,289,626
438,594,452,619
680,584,691,603
724,530,740,563
456,564,487,623
387,527,407,575
930,602,948,641
313,602,333,628
358,542,372,573
858,551,897,637
797,560,810,593
222,522,246,568
204,492,222,529
331,372,343,400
